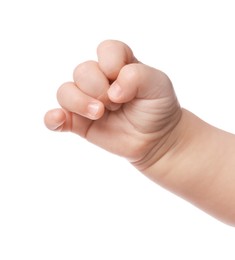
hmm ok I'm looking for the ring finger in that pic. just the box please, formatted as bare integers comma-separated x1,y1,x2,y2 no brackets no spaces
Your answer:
57,81,105,120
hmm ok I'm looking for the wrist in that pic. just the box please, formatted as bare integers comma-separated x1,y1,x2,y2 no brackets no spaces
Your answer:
141,109,209,181
130,104,183,172
139,108,235,225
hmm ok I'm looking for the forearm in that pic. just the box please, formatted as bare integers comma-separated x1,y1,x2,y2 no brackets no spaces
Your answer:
143,109,235,226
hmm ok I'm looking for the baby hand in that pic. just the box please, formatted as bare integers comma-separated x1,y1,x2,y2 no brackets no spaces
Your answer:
44,40,182,170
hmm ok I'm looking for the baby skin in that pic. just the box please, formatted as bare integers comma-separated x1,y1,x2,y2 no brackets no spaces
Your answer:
44,40,235,226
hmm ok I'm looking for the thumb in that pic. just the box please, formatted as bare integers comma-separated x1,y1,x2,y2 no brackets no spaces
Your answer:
107,63,174,104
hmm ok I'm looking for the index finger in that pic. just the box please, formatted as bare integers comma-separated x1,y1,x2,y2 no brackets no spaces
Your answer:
97,40,139,81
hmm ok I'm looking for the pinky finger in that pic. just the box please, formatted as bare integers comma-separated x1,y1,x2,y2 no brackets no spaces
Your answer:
44,108,94,138
44,108,70,131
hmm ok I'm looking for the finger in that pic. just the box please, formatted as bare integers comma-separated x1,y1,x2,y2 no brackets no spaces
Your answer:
44,108,67,131
97,40,138,81
107,63,174,103
57,82,105,120
44,108,95,137
73,60,121,111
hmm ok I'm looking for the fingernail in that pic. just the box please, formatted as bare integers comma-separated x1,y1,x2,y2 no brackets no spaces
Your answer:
108,82,122,99
87,102,100,117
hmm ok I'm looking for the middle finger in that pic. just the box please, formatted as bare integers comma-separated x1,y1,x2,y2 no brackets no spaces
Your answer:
73,60,120,111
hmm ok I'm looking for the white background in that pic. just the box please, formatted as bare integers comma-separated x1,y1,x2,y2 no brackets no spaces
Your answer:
0,0,235,259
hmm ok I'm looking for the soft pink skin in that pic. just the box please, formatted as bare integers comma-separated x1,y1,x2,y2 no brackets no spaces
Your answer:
44,40,181,167
45,40,235,226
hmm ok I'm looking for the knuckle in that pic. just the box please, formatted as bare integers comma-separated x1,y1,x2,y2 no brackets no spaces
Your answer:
73,60,98,81
56,82,72,100
97,40,111,52
97,40,122,53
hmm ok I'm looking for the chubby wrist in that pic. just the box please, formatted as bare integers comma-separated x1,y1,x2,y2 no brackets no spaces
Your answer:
138,109,235,225
139,108,212,182
135,108,210,210
130,105,183,172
